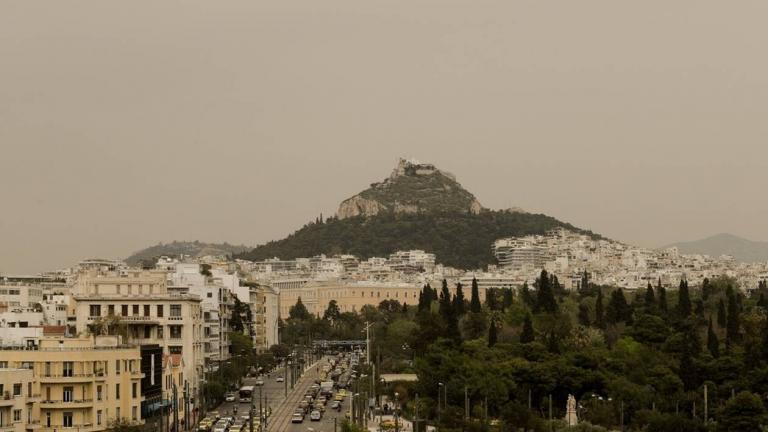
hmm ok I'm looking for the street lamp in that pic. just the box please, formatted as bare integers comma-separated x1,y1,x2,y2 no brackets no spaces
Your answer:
394,392,400,432
438,382,444,423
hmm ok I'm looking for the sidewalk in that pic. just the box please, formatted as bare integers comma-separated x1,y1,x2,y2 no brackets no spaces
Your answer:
368,414,414,432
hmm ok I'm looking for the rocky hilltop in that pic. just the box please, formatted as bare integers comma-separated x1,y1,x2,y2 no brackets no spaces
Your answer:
337,158,484,219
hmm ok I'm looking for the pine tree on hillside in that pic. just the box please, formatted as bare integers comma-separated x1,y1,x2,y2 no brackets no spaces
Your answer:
520,313,535,343
521,282,534,308
470,278,482,313
502,288,514,311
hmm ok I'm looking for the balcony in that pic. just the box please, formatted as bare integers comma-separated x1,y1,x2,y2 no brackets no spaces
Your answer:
40,373,94,383
0,395,18,407
0,424,15,432
40,398,94,409
168,316,183,321
37,424,95,432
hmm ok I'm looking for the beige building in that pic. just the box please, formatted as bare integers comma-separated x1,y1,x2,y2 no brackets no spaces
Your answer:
280,280,421,317
247,284,279,351
72,270,204,418
0,336,142,431
0,368,38,432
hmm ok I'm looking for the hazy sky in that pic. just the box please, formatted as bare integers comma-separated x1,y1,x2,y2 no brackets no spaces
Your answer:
2,1,768,274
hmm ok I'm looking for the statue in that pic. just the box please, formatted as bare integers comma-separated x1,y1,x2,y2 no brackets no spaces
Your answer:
564,394,578,426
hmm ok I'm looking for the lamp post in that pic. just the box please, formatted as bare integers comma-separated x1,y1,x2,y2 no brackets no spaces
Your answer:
394,392,400,432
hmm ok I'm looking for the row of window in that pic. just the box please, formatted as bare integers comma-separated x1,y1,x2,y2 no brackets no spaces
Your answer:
89,304,182,317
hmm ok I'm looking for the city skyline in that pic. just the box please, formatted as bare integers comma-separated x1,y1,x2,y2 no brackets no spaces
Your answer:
3,0,768,273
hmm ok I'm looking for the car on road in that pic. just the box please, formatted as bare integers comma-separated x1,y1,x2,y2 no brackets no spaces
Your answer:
292,413,305,423
276,376,284,382
255,379,265,386
310,410,322,421
225,392,236,402
330,400,341,411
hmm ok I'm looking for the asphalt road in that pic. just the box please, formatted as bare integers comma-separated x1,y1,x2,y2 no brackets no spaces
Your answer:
210,368,290,427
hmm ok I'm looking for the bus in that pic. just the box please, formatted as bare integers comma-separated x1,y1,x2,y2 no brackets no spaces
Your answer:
239,385,255,403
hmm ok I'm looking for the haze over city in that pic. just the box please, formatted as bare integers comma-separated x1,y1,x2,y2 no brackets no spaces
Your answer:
3,0,768,274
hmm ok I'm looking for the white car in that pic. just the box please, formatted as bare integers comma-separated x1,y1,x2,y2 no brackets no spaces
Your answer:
255,379,265,386
225,393,236,402
276,376,284,383
310,410,322,421
291,413,304,423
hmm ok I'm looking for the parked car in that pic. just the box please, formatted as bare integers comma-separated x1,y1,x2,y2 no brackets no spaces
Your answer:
276,376,284,382
225,393,236,402
255,379,265,386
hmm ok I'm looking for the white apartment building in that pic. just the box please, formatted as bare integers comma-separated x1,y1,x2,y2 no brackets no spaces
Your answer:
71,269,204,418
247,284,279,351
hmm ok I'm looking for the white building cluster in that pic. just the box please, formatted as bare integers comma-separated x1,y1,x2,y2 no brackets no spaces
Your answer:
493,228,768,291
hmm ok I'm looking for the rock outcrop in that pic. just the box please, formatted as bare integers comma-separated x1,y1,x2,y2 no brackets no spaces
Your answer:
336,158,484,219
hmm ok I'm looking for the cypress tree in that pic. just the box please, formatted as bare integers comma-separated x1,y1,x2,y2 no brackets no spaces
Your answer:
677,279,692,318
547,331,560,354
707,317,720,358
579,270,590,296
487,288,499,311
453,283,466,316
726,291,740,348
702,277,711,302
470,278,482,313
758,293,767,309
402,302,408,314
439,280,452,320
658,285,668,315
535,269,558,314
694,299,704,318
595,289,605,329
716,298,726,328
521,282,533,308
606,289,631,324
520,313,535,343
488,318,498,347
502,288,514,311
644,282,655,307
578,304,591,326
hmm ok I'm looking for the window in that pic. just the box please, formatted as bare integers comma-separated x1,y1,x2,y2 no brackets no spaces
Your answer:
121,305,128,316
0,361,6,368
97,410,103,425
170,304,182,317
63,386,73,402
13,409,21,422
133,305,139,315
116,360,120,375
116,407,120,420
45,362,51,376
97,385,103,401
108,304,115,315
157,305,164,317
157,326,164,338
115,383,120,399
207,292,212,298
46,412,51,427
13,383,21,396
89,305,101,317
63,412,73,427
144,326,151,339
144,305,150,316
169,346,182,355
169,325,182,339
132,383,137,398
132,406,137,420
63,361,73,377
27,382,31,397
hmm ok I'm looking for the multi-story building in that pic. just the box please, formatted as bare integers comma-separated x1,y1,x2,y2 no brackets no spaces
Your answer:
0,335,142,431
247,284,279,351
280,280,421,317
72,269,203,424
0,367,38,432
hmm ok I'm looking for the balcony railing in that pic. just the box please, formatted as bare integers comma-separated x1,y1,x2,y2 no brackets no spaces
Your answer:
42,398,94,404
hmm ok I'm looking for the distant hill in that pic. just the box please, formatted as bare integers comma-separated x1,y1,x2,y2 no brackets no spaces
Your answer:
336,158,483,219
666,233,768,262
237,211,599,270
125,241,250,266
237,158,601,270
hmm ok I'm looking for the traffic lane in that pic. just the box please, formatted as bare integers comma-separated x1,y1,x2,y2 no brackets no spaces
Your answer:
286,404,346,432
269,362,325,431
210,374,288,419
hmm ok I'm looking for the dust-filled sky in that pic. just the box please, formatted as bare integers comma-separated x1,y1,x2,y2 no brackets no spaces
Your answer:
2,0,768,274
